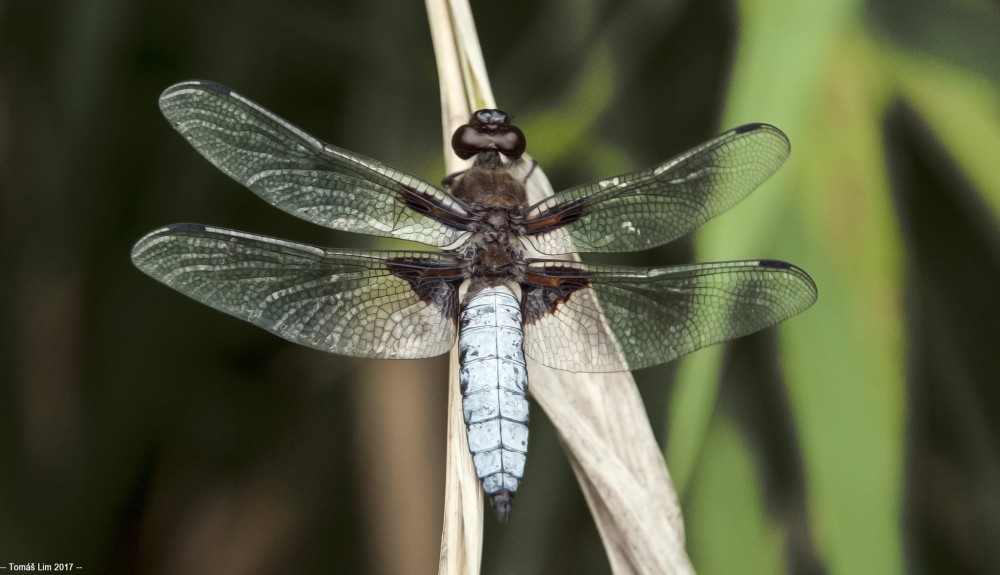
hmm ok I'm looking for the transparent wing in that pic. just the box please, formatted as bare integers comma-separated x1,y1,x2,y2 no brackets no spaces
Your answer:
159,81,473,247
131,224,465,359
521,259,817,372
523,124,790,254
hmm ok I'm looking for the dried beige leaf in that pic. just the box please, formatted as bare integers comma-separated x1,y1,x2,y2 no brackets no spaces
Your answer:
426,1,692,573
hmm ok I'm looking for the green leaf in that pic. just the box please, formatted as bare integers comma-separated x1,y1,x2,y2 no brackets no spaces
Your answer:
686,415,786,575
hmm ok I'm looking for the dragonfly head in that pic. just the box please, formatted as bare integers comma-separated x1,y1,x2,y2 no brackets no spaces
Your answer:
451,108,526,160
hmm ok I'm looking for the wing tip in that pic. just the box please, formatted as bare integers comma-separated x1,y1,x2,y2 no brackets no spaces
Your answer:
195,80,232,95
161,79,231,97
733,121,780,135
159,80,234,114
733,122,790,149
131,223,210,259
166,222,210,233
734,122,769,134
757,259,819,304
756,258,793,269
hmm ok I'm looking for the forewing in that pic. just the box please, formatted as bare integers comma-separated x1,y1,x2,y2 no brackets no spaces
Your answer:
159,81,473,247
523,124,790,254
131,224,464,359
521,259,817,372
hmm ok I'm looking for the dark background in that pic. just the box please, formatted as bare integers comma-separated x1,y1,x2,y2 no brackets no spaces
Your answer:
2,0,999,573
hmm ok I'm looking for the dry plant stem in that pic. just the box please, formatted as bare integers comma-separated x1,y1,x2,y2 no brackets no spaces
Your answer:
426,1,488,573
522,173,694,575
530,371,691,574
427,0,692,573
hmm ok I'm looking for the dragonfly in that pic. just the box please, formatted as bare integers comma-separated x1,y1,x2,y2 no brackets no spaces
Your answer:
132,80,818,521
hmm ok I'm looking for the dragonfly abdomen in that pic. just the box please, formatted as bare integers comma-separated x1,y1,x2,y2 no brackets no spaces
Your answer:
458,284,529,522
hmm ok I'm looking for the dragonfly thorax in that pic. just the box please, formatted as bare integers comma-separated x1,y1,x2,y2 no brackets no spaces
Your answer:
464,240,526,281
451,167,527,209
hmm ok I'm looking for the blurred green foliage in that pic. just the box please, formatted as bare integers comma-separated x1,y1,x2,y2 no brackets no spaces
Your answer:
2,0,998,573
